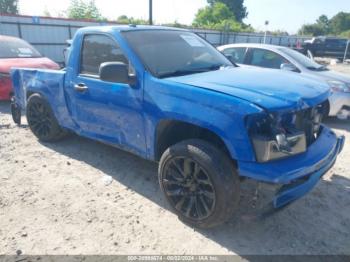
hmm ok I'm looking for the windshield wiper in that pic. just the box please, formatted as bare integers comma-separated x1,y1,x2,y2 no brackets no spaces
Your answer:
158,64,227,78
307,65,328,71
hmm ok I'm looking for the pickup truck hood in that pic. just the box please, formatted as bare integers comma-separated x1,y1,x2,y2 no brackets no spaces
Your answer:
167,67,330,111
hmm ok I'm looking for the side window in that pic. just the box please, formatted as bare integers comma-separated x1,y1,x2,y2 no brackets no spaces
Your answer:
80,34,128,75
326,39,346,47
222,47,247,64
249,49,289,69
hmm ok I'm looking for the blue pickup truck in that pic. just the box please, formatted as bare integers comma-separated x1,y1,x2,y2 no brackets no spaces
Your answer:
11,26,345,228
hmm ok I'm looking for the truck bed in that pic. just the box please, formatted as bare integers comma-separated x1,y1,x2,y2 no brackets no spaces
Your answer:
11,68,74,129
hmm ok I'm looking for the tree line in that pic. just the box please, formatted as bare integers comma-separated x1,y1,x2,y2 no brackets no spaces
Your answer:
65,0,251,32
0,0,251,31
299,13,350,38
1,0,349,37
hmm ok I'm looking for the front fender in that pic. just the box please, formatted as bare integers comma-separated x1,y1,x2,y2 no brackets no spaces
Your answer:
143,74,263,161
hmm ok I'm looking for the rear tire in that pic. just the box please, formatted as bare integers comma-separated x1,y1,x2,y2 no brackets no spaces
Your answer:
158,139,240,228
26,93,67,142
11,97,21,125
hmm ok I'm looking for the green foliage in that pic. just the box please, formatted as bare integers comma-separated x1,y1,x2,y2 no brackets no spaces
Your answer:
316,15,330,34
161,21,192,29
67,0,103,20
115,15,148,25
207,0,247,22
299,12,350,37
340,30,350,39
299,23,326,36
43,7,51,17
268,30,289,36
193,2,248,32
194,2,233,25
330,12,350,35
0,0,18,14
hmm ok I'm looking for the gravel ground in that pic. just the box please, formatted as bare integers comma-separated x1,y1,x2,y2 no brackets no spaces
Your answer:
0,65,349,256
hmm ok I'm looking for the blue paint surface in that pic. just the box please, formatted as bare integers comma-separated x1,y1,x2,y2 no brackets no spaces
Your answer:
10,26,344,208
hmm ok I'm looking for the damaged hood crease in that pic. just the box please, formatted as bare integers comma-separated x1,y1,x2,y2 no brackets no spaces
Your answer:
168,67,331,112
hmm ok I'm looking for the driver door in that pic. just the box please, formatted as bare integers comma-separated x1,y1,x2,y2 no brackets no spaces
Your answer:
66,34,146,155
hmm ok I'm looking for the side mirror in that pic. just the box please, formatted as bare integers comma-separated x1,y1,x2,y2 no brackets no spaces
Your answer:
99,62,136,85
280,63,298,72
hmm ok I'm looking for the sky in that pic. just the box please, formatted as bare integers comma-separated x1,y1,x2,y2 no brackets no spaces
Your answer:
18,0,350,34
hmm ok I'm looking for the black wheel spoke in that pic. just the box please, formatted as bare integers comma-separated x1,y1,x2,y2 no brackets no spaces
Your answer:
194,196,203,218
196,177,212,186
199,195,210,214
193,162,201,177
30,119,40,127
168,169,185,183
175,196,186,210
184,196,195,217
166,188,185,197
171,159,186,177
163,157,216,220
200,189,215,200
163,178,184,187
37,103,44,114
28,101,53,138
183,158,192,176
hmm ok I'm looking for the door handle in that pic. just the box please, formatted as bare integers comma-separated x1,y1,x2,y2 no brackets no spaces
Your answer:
74,83,88,92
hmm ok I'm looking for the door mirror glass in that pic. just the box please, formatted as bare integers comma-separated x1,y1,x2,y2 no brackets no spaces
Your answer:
280,63,298,72
99,62,135,84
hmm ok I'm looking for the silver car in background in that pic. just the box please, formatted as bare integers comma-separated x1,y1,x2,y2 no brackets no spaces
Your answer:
218,43,350,119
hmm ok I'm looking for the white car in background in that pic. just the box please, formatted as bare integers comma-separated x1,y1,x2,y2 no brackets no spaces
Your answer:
218,43,350,119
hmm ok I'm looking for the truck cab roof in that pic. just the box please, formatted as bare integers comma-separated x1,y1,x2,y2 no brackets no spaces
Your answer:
77,25,188,34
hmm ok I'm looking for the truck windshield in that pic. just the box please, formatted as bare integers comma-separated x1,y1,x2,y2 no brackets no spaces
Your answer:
122,30,233,78
0,38,42,59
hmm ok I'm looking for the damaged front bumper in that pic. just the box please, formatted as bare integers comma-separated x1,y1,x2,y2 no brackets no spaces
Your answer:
238,125,345,208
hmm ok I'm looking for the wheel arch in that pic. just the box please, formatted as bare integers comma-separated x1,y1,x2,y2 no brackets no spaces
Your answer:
26,90,37,100
154,119,234,162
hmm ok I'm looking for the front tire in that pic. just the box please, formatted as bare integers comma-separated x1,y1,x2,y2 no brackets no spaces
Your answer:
159,139,240,228
26,93,67,142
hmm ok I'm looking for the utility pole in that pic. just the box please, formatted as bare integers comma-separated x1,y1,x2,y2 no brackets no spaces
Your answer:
149,0,153,25
264,20,269,44
344,40,349,64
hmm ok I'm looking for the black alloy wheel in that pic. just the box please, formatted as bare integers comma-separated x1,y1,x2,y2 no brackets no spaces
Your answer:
27,99,53,138
26,93,66,142
163,157,216,220
159,139,240,228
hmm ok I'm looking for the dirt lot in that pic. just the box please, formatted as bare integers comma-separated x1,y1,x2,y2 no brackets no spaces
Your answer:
0,65,350,256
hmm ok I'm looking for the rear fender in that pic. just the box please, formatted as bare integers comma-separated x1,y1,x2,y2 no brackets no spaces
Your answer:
10,68,75,129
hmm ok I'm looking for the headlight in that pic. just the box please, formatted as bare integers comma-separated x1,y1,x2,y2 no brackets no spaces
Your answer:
246,113,306,163
327,80,350,93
